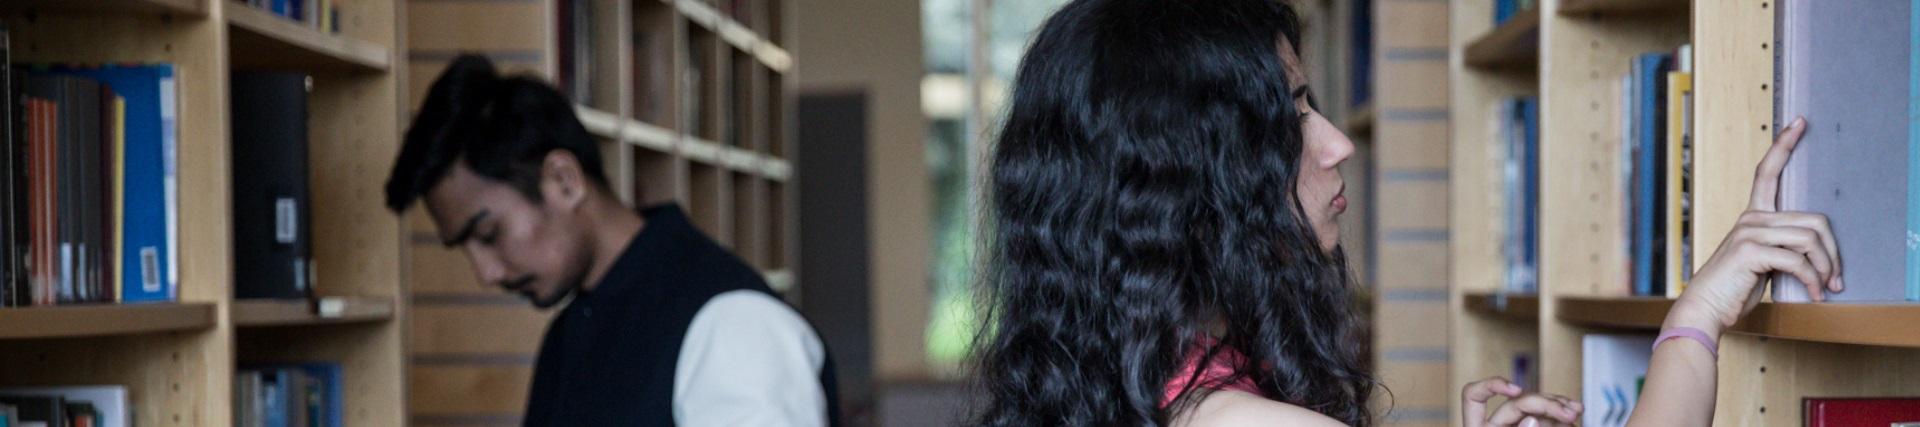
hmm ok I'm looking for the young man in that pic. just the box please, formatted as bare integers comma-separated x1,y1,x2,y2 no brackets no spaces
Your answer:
385,55,839,426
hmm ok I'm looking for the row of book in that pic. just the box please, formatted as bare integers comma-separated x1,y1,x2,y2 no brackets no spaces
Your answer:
1496,96,1538,294
1769,0,1920,303
1,29,319,307
1,33,181,307
1582,334,1920,426
235,0,343,35
0,386,128,427
1616,46,1694,299
234,364,343,427
1492,0,1536,25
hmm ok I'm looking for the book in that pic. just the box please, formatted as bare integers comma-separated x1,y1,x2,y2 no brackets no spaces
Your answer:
1773,0,1917,302
238,363,342,427
1629,53,1672,298
0,396,61,427
1665,67,1693,299
0,385,129,427
229,72,313,300
1582,334,1654,427
1804,398,1920,427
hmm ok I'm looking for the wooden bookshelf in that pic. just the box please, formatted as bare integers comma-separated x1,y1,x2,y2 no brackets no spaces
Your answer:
1464,292,1539,322
1464,7,1540,70
0,303,216,339
403,0,799,422
1451,0,1920,425
226,3,390,72
232,296,396,328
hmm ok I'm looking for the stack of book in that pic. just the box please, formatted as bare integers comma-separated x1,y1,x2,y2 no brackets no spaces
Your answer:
234,364,343,427
0,385,129,427
2,31,181,308
1496,96,1539,294
1614,45,1693,299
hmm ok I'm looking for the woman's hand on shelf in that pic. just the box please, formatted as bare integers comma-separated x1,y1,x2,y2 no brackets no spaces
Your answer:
1674,116,1842,336
1462,377,1582,427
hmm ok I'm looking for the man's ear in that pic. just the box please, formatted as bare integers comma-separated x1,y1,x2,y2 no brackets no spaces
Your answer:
541,150,589,211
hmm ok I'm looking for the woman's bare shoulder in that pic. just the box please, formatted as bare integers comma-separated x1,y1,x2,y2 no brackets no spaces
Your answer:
1172,390,1350,427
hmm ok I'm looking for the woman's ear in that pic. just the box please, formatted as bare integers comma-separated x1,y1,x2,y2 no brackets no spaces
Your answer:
541,150,589,211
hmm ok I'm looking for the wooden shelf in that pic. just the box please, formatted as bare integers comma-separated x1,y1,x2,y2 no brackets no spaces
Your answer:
1558,296,1920,348
0,303,216,339
1345,103,1375,138
232,296,395,327
1464,292,1539,322
675,0,792,72
1465,8,1540,70
1559,0,1689,16
0,0,204,16
226,3,389,72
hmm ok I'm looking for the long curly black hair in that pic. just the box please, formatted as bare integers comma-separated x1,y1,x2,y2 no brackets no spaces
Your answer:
971,0,1377,425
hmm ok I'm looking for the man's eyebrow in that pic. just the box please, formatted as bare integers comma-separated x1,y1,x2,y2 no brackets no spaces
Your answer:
443,209,490,247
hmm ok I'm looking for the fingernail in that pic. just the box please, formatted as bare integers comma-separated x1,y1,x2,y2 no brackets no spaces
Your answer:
1522,417,1539,427
1836,276,1846,291
1792,117,1806,129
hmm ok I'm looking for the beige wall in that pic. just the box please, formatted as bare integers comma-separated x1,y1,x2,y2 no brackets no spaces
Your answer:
795,0,932,381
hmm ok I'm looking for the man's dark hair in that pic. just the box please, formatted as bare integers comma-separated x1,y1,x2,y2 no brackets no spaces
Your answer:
385,54,609,212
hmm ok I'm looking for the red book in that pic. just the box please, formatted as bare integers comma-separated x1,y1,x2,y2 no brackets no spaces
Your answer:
1806,398,1920,427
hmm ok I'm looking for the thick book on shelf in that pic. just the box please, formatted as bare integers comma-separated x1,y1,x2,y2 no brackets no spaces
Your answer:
1805,398,1920,427
0,386,127,427
237,364,342,427
55,64,178,304
1582,333,1654,427
0,397,58,427
1773,0,1917,302
230,72,313,300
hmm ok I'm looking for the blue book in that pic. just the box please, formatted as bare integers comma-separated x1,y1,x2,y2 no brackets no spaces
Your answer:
262,370,287,427
1494,0,1518,25
1630,53,1671,297
50,65,175,304
301,363,342,427
1522,97,1540,294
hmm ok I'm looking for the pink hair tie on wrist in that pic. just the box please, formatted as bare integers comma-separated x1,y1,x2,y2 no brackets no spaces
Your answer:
1653,327,1719,360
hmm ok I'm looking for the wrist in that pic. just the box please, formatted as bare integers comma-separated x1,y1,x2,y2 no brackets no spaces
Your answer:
1665,297,1728,338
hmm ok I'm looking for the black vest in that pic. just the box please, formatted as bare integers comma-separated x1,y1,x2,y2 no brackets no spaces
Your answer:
523,204,840,426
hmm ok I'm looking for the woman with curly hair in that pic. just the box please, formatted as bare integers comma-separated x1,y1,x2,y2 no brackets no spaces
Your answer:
972,0,1839,425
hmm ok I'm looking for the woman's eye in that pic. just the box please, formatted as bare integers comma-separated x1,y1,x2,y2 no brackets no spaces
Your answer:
480,230,500,245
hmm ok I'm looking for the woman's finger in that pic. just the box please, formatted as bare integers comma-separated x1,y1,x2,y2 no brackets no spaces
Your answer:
1752,245,1828,302
1748,211,1844,291
1750,116,1808,212
1737,225,1835,285
1463,377,1522,427
1486,394,1580,426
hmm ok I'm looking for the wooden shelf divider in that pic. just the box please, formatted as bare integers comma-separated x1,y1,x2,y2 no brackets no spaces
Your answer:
0,303,216,340
1464,292,1540,323
1558,296,1920,348
232,296,396,328
1558,0,1689,16
1464,7,1540,70
0,0,204,16
226,3,390,72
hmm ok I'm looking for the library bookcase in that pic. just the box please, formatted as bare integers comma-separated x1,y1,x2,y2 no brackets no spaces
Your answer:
0,0,409,425
1451,0,1920,426
405,0,795,424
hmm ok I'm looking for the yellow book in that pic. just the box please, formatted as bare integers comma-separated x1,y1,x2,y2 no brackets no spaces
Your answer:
112,96,126,303
1665,71,1692,298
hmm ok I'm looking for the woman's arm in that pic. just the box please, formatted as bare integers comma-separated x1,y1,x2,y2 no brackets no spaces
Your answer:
1628,117,1842,427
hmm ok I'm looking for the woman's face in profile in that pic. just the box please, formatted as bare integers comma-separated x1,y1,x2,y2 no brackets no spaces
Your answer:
1279,39,1357,253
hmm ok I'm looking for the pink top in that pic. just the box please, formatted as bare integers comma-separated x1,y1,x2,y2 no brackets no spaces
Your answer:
1161,336,1266,408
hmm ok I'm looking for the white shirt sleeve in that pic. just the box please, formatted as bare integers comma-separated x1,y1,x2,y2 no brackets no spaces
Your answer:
673,289,829,427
